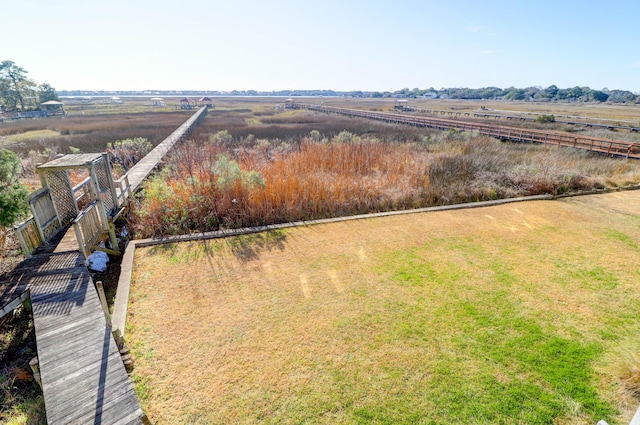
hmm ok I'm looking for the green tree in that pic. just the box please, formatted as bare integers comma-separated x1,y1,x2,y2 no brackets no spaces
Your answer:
567,86,583,99
0,149,29,248
0,60,37,111
544,85,559,98
591,91,609,102
503,87,526,100
38,83,59,103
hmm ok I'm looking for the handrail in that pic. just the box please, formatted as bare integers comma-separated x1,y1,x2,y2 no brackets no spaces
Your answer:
14,217,43,257
73,201,105,259
114,173,132,209
72,176,92,207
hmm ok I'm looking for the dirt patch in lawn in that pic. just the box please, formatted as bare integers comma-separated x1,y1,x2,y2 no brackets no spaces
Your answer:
128,191,640,424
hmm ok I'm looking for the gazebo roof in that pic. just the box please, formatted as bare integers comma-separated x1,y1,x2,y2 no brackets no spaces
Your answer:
41,100,64,106
199,97,212,101
37,153,105,171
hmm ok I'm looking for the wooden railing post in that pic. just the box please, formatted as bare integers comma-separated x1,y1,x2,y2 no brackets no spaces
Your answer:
95,281,112,327
74,221,87,259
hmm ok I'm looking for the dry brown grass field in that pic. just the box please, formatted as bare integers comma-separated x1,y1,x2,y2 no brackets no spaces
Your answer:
0,111,194,155
129,190,640,424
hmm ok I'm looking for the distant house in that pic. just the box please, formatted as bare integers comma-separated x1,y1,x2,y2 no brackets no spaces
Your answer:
109,96,123,104
198,97,213,107
150,97,165,107
40,100,66,116
180,98,194,109
394,99,414,112
423,92,438,99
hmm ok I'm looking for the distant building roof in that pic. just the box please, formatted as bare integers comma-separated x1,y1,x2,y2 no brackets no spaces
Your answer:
199,97,212,101
41,100,64,105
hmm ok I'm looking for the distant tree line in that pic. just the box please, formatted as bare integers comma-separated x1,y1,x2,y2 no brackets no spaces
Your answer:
0,60,59,112
368,85,637,103
58,86,639,103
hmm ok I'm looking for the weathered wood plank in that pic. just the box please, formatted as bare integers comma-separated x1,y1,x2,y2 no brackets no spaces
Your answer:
0,251,144,424
0,108,209,423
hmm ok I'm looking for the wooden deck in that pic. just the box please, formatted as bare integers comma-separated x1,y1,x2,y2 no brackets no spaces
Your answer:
1,252,143,424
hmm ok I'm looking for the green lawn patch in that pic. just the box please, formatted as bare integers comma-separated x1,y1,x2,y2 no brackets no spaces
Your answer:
127,193,640,424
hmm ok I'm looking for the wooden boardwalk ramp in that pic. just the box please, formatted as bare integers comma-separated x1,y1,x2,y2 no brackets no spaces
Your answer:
126,106,208,193
1,252,144,424
0,108,210,423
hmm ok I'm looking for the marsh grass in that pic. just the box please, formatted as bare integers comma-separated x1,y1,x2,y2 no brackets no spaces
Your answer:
1,112,193,155
133,124,640,237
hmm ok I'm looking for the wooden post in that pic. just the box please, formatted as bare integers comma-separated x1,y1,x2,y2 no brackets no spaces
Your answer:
29,357,42,389
73,221,88,259
125,175,133,204
95,281,112,327
107,221,120,254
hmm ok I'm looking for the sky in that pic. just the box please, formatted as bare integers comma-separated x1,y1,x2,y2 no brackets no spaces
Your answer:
4,0,640,92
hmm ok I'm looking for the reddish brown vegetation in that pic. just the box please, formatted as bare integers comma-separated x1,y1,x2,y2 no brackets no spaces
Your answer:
134,138,430,236
131,129,640,238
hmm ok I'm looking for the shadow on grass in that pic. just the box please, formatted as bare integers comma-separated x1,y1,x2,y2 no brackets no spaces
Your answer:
220,230,288,263
145,230,288,265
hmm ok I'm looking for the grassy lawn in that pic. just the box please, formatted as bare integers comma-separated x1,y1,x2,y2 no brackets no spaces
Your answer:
128,191,640,424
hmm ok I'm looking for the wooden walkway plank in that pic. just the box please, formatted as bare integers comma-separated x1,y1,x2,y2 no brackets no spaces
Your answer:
0,252,143,425
0,108,209,424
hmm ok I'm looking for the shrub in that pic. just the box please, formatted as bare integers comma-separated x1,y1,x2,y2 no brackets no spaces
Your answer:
209,130,234,147
333,131,360,144
536,114,556,123
212,154,265,189
106,137,152,170
0,149,29,248
309,130,321,142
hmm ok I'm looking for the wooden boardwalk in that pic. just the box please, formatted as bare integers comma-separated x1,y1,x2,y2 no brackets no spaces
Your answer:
289,103,640,159
1,252,143,424
0,107,209,423
126,106,208,193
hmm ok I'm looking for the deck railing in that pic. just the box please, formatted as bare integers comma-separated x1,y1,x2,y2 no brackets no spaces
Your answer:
14,218,43,257
72,177,92,211
114,173,133,209
73,201,106,259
